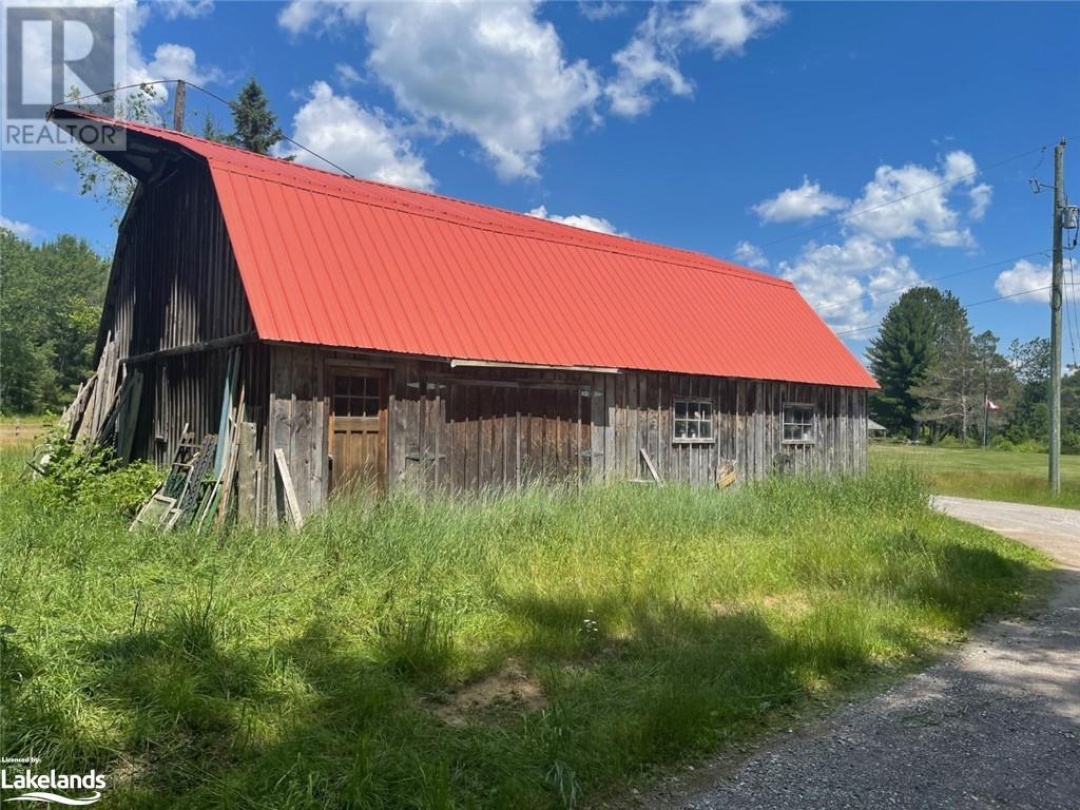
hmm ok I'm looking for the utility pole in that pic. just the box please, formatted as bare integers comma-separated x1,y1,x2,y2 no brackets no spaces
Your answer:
173,80,186,132
1049,138,1066,494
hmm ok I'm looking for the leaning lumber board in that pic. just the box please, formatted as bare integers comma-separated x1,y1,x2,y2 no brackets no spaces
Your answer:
87,335,111,440
67,372,98,441
236,422,257,526
75,381,98,444
274,448,304,529
639,448,662,485
215,383,246,525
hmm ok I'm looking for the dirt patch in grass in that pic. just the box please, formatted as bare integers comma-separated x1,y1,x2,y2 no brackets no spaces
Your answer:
427,660,547,727
709,593,814,619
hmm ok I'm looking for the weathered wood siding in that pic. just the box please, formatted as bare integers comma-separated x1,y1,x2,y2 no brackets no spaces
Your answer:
130,343,270,466
266,346,329,524
100,158,254,361
264,347,868,521
98,159,266,468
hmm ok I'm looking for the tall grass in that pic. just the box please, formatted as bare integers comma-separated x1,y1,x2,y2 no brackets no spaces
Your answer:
0,454,1051,809
871,443,1080,509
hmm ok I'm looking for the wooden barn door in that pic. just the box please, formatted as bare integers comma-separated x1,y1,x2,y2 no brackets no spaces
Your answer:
329,370,387,495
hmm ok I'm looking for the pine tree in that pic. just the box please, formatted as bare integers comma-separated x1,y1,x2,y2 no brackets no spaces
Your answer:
227,78,284,155
866,287,965,439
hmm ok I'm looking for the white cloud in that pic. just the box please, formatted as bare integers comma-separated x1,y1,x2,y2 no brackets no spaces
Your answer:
12,1,216,133
0,215,40,240
753,149,996,338
752,178,848,223
606,0,785,118
144,43,222,87
112,2,222,106
527,205,623,235
606,21,692,117
732,240,769,269
335,63,362,88
845,151,988,248
279,0,600,181
278,0,367,34
61,1,223,111
969,183,992,221
993,259,1054,303
156,0,214,20
275,81,434,192
579,1,627,21
779,235,923,335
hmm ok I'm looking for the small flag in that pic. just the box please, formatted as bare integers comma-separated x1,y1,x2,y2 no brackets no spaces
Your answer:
985,398,1000,411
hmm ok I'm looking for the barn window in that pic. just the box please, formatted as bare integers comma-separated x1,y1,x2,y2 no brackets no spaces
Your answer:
333,375,381,417
783,404,816,444
673,399,714,443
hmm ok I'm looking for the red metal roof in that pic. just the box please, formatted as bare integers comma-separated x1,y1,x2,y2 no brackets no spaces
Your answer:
54,109,877,388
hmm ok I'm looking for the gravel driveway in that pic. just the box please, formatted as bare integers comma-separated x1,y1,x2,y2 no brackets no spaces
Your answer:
650,497,1080,810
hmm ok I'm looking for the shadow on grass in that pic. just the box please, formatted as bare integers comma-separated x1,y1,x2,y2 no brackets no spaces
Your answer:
15,541,1047,810
900,543,1045,625
49,601,823,809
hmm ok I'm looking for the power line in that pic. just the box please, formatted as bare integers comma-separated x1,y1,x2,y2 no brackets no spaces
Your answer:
812,249,1046,314
59,78,357,179
834,284,1058,338
181,81,357,178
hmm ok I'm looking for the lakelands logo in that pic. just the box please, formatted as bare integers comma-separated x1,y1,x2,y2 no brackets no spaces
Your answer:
0,764,106,805
1,0,128,151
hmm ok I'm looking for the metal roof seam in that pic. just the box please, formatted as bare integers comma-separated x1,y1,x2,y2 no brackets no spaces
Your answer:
205,163,790,290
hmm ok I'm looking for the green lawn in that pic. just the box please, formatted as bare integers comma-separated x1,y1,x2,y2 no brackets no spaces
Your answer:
0,451,1052,810
871,443,1080,509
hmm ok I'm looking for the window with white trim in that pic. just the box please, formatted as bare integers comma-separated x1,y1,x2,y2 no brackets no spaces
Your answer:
673,399,714,443
783,404,815,444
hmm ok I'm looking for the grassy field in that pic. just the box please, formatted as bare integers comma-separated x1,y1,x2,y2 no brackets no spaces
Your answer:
0,415,51,449
871,443,1080,509
0,452,1052,810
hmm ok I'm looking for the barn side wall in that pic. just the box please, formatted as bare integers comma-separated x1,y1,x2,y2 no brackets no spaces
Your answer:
266,346,868,522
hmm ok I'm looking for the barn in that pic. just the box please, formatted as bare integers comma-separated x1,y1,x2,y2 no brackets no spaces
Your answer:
51,106,878,526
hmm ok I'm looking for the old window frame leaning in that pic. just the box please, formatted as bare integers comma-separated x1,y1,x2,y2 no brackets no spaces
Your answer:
782,403,816,444
672,398,715,444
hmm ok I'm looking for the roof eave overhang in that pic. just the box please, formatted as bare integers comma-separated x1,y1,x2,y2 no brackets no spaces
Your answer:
47,105,193,183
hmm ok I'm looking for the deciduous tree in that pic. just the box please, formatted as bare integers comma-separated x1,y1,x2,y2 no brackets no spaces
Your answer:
0,230,109,413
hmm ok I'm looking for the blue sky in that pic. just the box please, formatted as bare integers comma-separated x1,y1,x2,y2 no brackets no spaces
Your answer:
2,0,1079,363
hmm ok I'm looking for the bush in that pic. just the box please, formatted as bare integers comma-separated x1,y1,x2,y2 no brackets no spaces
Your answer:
1063,431,1080,456
989,435,1015,451
1011,438,1048,454
34,435,163,518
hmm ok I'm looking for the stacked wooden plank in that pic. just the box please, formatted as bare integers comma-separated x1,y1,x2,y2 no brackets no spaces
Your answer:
55,333,143,459
129,347,268,533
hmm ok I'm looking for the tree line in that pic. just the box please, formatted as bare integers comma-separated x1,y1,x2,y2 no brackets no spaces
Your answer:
868,287,1080,452
0,230,109,413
